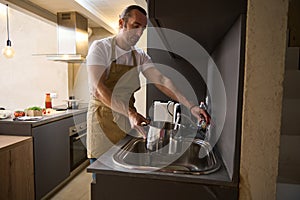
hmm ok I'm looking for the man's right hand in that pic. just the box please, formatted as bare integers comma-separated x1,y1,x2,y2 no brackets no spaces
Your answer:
128,109,150,138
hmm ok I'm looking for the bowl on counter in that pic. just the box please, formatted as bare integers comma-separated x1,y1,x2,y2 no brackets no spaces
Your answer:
0,110,12,119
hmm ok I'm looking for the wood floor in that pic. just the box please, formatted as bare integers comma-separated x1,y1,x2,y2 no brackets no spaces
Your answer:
50,168,92,200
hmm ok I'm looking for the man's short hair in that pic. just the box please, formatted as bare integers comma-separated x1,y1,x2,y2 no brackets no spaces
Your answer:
119,5,147,20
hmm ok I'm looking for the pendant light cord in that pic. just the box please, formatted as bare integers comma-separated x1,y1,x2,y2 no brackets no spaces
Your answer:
6,4,10,41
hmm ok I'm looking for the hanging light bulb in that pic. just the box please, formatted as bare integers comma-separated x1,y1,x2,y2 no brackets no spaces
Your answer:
2,41,15,58
2,4,15,59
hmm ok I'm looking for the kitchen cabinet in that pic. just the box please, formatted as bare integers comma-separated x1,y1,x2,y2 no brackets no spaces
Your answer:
32,112,87,199
0,136,34,200
147,0,246,54
91,173,237,200
0,109,87,199
32,117,73,199
146,0,246,106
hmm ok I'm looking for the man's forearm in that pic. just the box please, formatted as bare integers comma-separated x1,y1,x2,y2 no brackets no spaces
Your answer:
155,76,196,110
93,83,131,116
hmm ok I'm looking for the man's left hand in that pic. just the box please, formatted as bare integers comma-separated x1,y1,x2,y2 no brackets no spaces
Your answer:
190,106,211,125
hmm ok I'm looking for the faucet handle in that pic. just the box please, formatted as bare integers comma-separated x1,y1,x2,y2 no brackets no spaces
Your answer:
198,101,210,130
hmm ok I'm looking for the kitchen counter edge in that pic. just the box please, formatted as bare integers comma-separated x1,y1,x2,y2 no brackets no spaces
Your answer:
0,108,87,127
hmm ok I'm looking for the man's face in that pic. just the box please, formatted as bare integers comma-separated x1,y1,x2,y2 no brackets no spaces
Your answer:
120,9,147,46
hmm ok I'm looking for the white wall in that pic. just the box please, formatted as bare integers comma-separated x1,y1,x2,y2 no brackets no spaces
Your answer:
0,4,68,111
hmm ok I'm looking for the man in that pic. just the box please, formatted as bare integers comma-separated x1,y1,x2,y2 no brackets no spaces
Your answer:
86,5,209,162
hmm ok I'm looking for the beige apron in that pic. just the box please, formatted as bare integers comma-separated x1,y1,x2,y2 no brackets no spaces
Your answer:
87,37,140,158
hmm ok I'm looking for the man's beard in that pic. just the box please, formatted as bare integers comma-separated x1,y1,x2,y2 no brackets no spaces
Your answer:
127,34,140,46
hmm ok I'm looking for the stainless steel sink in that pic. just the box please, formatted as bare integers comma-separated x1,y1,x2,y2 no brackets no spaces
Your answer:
113,137,221,175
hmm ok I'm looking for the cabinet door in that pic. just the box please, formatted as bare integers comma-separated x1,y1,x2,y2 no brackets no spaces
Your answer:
0,138,34,200
33,117,74,199
92,174,238,200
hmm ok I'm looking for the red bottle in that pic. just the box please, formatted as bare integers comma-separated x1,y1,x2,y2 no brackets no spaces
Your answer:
45,93,52,109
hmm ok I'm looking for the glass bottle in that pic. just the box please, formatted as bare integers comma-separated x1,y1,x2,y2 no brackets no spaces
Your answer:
45,93,52,109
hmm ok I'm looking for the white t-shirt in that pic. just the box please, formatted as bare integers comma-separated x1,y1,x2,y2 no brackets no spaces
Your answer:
86,37,153,73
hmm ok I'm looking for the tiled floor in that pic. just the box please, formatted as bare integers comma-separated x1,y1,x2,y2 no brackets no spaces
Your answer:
50,168,92,200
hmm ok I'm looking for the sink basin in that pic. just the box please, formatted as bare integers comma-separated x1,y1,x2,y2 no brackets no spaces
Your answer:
113,137,221,175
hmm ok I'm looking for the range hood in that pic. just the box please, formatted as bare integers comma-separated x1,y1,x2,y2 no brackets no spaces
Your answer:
46,12,88,62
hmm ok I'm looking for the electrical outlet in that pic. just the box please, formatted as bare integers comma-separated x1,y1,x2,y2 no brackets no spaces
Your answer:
50,92,57,99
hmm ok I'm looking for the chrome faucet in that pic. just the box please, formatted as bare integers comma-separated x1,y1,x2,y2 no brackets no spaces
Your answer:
174,113,180,131
168,113,182,154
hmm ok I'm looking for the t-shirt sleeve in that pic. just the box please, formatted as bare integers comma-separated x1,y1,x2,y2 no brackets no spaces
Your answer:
86,40,108,67
138,50,155,72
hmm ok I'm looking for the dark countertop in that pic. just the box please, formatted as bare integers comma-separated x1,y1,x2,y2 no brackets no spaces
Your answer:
0,104,88,136
87,136,236,187
0,104,87,126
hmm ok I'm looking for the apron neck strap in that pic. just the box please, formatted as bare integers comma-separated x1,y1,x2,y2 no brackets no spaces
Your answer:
131,50,137,66
111,37,117,63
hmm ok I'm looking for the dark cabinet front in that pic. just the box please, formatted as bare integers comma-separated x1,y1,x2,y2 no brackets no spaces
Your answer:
32,112,87,199
91,174,238,200
32,117,73,200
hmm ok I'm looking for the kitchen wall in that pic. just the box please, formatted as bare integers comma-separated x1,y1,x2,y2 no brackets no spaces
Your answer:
0,3,68,111
210,15,244,181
